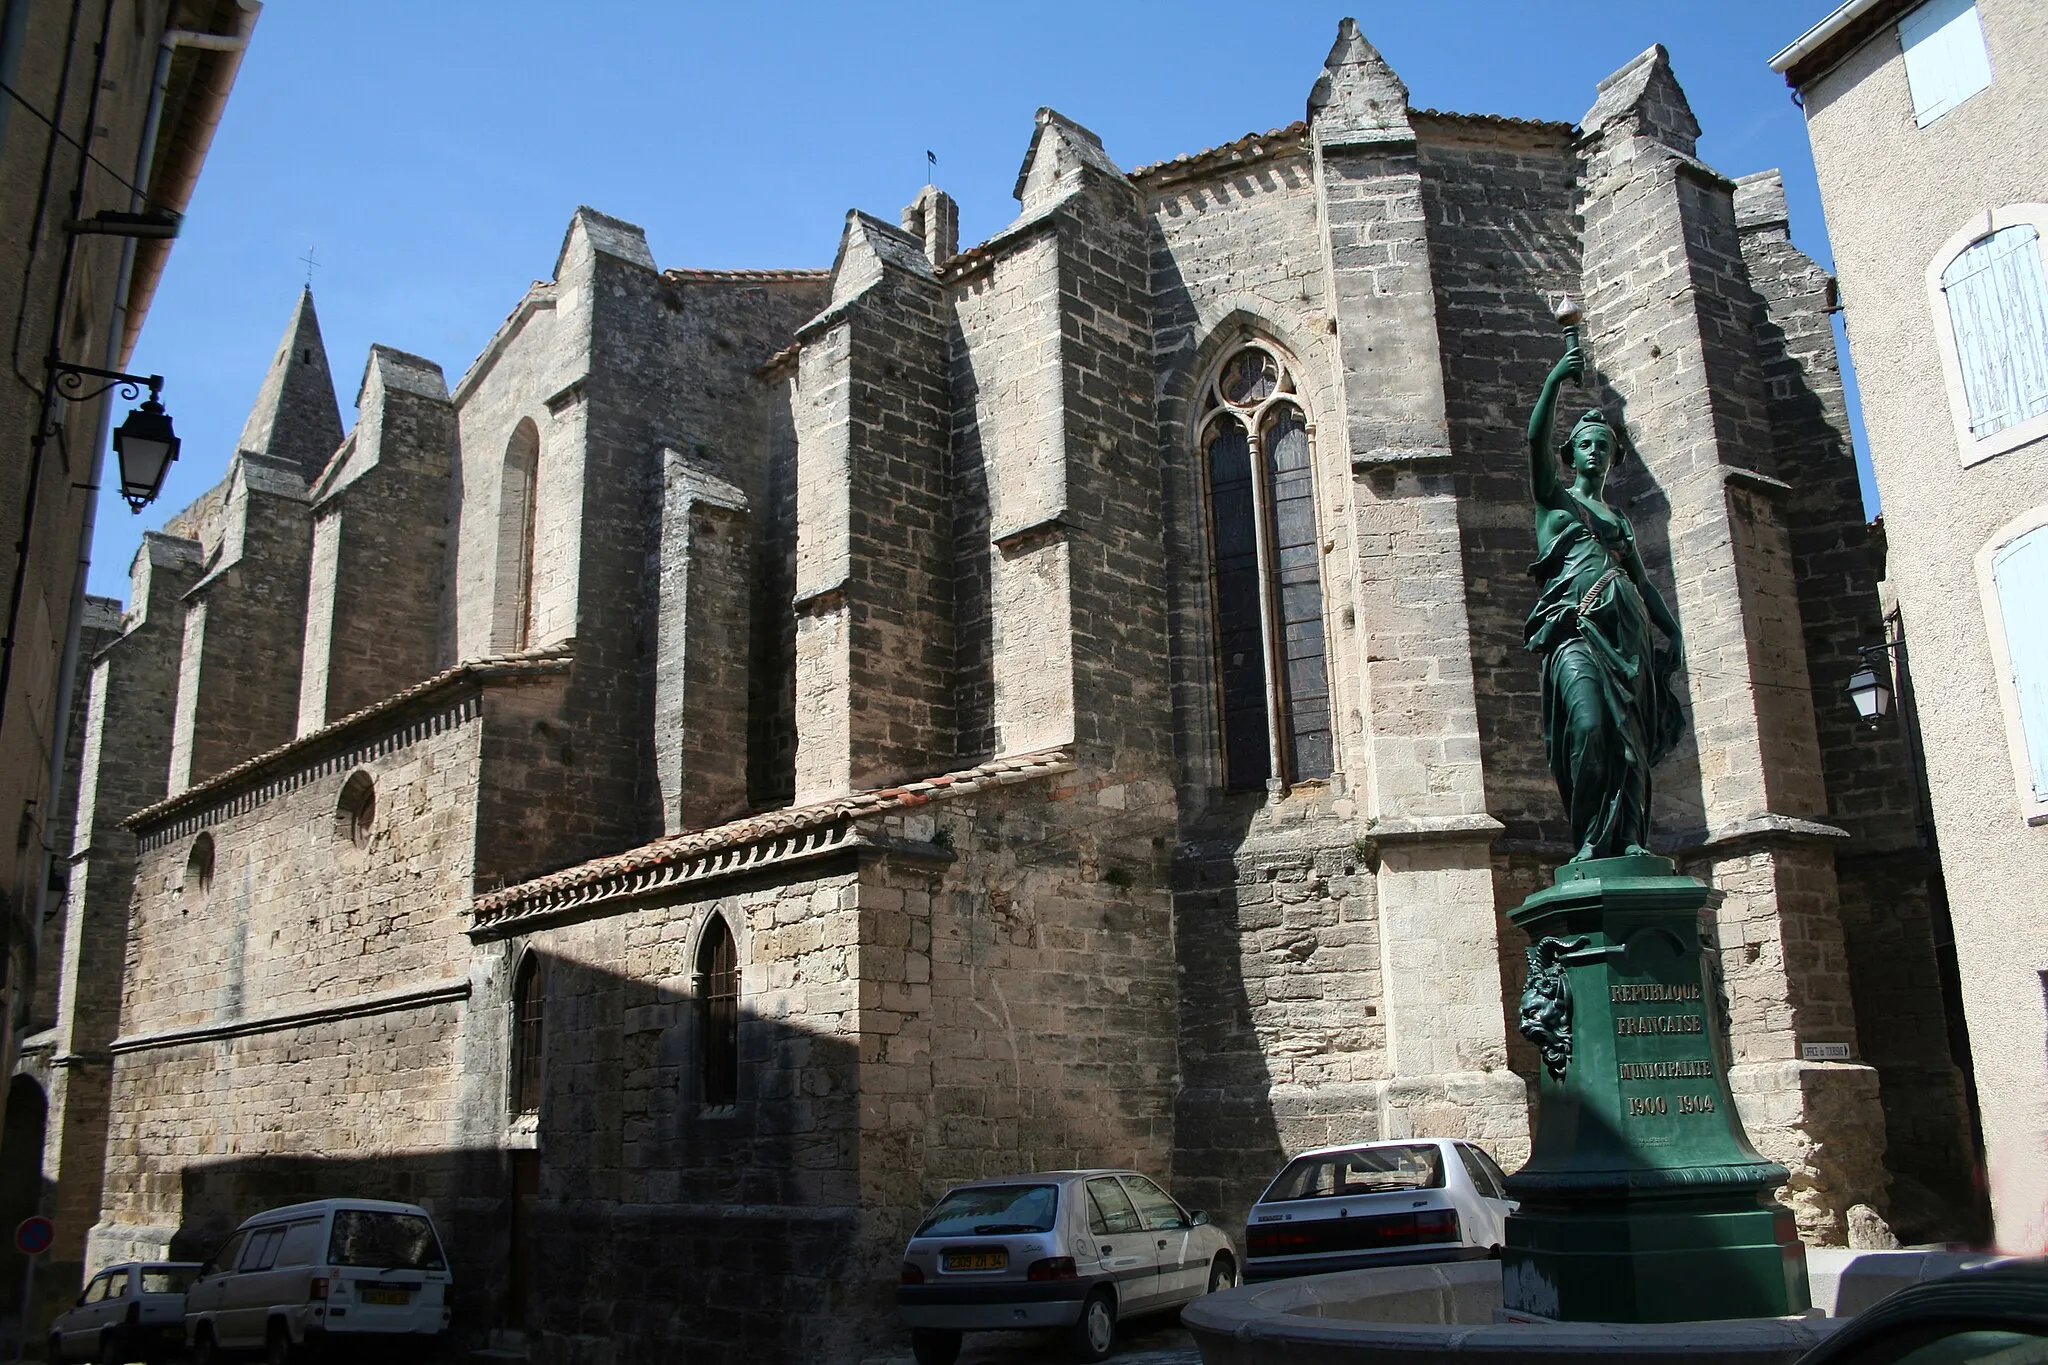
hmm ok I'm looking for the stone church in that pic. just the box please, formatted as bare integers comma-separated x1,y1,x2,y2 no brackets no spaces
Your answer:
14,19,1979,1362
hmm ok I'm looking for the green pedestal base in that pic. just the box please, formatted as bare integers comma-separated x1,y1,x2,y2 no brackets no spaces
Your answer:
1501,854,1812,1322
1503,1195,1809,1322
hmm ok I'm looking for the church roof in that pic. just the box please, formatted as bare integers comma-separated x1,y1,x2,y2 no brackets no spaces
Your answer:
469,746,1078,934
664,267,829,284
124,645,574,832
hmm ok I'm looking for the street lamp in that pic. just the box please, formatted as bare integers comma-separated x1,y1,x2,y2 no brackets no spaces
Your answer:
112,393,180,511
50,363,180,511
1846,641,1902,727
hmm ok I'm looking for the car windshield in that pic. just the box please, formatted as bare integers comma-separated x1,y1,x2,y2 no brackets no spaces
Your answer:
139,1268,197,1294
327,1211,446,1270
1262,1144,1447,1201
915,1184,1059,1237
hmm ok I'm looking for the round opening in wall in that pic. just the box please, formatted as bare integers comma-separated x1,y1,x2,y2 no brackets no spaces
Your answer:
337,770,376,849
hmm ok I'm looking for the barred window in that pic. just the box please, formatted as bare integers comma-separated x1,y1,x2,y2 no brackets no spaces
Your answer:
1201,343,1332,791
511,953,545,1116
697,917,739,1109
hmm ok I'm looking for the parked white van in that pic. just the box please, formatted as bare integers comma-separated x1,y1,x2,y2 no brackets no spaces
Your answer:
184,1197,452,1363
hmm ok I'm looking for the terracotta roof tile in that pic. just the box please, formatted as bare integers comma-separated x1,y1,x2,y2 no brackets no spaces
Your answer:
470,746,1077,930
125,646,574,830
663,268,830,284
1411,107,1577,135
1130,121,1308,183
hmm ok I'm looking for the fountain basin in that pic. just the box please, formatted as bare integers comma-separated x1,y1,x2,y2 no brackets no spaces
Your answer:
1183,1261,1841,1365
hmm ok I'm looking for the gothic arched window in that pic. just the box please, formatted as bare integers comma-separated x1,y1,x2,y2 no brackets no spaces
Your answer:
510,952,545,1116
696,916,739,1109
495,419,541,652
1201,343,1332,791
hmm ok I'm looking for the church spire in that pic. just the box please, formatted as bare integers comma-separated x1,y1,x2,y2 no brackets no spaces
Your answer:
236,287,344,481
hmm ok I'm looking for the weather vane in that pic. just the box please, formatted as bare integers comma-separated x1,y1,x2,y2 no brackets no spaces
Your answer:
298,244,319,289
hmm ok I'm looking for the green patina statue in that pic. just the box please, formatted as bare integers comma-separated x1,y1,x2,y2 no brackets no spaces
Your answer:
1523,322,1685,861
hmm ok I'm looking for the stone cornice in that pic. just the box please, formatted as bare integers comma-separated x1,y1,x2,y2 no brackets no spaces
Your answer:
127,648,573,841
108,977,472,1055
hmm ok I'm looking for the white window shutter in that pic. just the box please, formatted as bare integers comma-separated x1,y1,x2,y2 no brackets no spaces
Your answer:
1942,225,2048,437
1900,0,1993,126
1992,526,2048,803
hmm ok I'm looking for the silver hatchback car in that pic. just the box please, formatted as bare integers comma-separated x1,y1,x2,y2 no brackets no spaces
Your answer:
896,1169,1237,1364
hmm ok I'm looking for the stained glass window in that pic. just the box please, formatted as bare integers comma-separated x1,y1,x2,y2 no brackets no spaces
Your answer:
1201,344,1331,790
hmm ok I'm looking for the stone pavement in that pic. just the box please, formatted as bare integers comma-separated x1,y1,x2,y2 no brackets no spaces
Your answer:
866,1317,1202,1365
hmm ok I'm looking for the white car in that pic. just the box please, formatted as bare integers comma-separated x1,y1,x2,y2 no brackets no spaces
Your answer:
897,1169,1237,1363
48,1262,198,1364
183,1198,452,1363
1243,1138,1516,1282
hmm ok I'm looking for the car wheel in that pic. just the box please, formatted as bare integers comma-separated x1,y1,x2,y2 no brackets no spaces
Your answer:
1068,1289,1116,1363
48,1335,64,1365
264,1321,295,1365
909,1327,961,1365
190,1326,218,1365
1206,1253,1237,1294
95,1330,121,1365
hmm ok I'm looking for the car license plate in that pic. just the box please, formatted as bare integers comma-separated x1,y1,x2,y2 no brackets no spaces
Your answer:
944,1250,1006,1273
360,1289,413,1305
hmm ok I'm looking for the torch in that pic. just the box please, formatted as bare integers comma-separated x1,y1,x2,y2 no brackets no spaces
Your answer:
1554,295,1584,386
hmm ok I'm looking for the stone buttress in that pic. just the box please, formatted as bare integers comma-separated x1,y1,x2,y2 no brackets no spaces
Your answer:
1576,46,1887,1241
298,346,454,733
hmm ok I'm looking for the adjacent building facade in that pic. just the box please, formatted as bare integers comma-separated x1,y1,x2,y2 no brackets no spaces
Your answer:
0,0,255,1344
14,19,1983,1361
1775,0,2048,1253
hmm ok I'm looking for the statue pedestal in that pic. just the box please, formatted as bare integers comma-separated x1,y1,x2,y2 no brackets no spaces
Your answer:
1501,855,1811,1322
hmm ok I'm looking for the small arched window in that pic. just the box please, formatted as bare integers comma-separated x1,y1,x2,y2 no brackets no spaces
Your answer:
510,953,546,1116
696,917,739,1109
184,833,214,903
336,771,375,848
1200,343,1332,791
494,419,542,652
1940,223,2048,441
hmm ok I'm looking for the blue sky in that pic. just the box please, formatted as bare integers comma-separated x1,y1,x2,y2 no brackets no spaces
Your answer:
97,1,1858,602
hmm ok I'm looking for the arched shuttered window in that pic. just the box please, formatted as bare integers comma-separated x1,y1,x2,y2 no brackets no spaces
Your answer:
511,953,545,1116
696,918,739,1108
495,419,541,652
1201,343,1332,791
1992,525,2048,804
1941,225,2048,439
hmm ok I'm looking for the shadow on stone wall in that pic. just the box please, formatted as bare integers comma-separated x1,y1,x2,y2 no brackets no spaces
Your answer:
1171,796,1286,1235
164,951,868,1365
0,1076,53,1355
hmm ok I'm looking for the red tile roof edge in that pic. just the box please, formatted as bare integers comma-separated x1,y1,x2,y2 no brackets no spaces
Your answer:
470,746,1078,925
124,647,575,830
664,268,831,284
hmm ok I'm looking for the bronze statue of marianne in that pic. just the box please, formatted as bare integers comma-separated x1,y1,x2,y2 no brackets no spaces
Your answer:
1524,323,1685,862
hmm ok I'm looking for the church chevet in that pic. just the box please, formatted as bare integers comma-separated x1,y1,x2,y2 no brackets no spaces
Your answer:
18,18,1979,1363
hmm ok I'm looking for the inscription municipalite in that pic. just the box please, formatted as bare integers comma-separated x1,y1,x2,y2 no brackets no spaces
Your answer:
1618,1059,1715,1080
